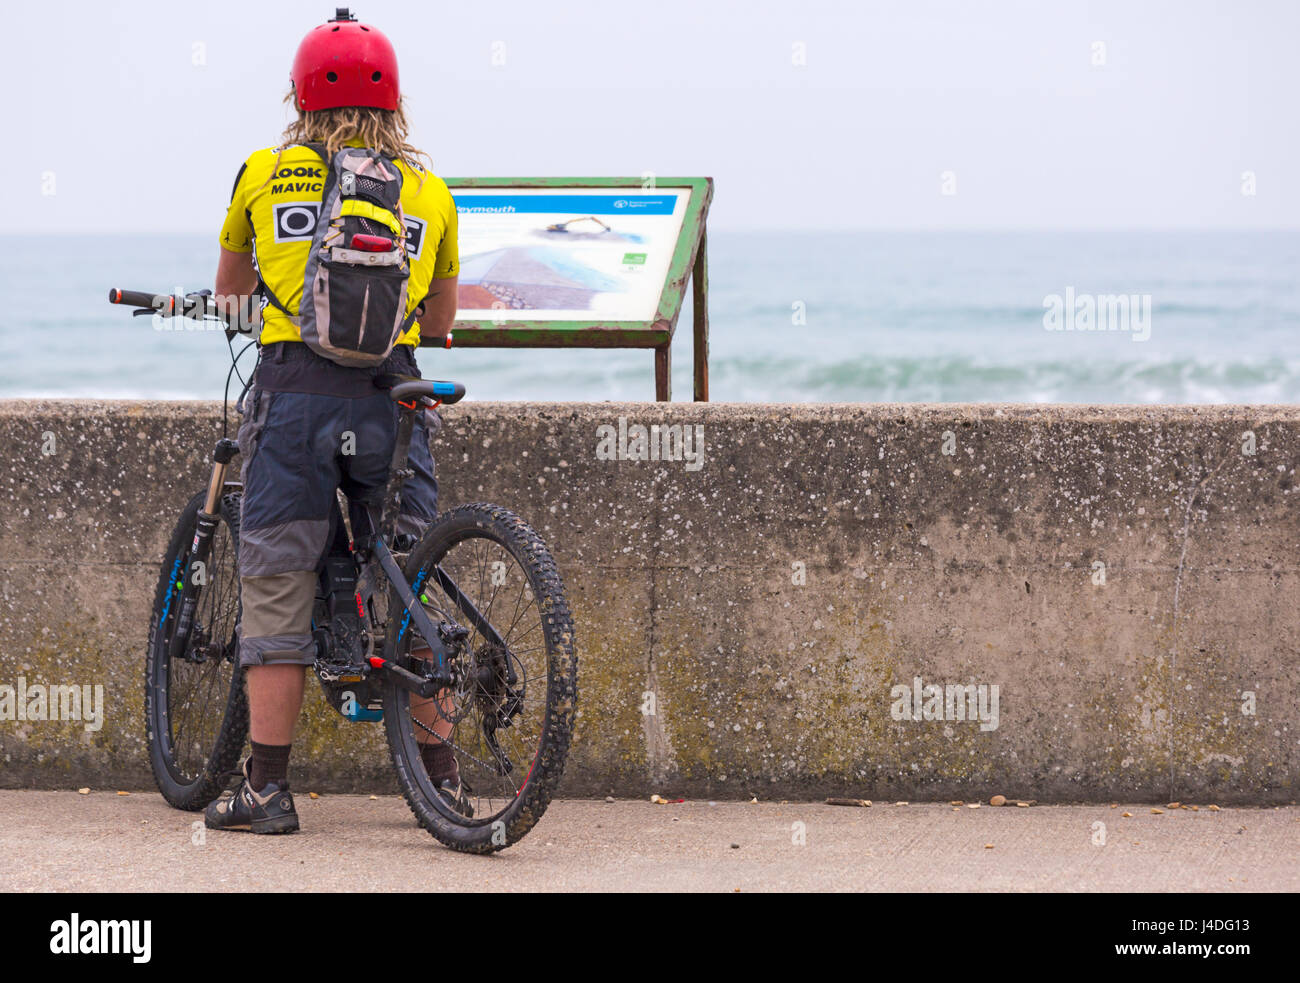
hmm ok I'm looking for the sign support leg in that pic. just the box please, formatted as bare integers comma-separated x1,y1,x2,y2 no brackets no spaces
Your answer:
692,228,709,402
655,342,671,401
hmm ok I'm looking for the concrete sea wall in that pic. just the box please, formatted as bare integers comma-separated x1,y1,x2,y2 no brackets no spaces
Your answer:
1,400,1297,802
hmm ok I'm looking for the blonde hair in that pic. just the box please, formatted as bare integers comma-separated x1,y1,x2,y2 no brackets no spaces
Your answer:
263,89,431,189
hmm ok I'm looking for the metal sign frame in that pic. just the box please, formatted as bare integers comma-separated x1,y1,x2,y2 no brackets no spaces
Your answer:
428,176,713,401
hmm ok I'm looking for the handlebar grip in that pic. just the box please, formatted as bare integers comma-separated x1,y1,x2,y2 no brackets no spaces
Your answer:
108,288,175,314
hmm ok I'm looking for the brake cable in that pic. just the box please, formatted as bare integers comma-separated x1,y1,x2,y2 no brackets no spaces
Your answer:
222,334,258,440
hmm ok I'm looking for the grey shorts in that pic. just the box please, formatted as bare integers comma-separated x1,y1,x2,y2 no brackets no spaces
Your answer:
236,352,439,668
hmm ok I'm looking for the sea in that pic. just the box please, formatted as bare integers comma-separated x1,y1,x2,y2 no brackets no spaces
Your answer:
2,230,1296,404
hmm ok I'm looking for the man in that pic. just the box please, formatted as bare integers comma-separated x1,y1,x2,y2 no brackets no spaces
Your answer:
205,8,459,834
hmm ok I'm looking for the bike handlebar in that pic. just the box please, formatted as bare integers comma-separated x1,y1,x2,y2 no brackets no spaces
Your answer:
108,288,220,319
107,288,452,348
108,288,462,397
108,288,165,310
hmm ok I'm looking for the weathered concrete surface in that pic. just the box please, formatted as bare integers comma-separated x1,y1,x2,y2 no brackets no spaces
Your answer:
0,400,1297,802
2,792,1296,892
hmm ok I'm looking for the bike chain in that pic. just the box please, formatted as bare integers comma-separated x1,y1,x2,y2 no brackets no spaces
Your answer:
409,714,504,778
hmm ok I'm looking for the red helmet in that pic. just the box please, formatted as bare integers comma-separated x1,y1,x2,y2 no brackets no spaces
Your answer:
291,8,400,112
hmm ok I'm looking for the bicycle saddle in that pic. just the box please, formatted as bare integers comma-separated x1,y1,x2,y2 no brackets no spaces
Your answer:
373,374,466,406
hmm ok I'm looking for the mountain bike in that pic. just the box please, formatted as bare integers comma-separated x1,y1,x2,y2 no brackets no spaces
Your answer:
108,287,577,852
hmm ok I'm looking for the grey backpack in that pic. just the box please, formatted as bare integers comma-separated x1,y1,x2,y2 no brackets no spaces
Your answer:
264,143,416,367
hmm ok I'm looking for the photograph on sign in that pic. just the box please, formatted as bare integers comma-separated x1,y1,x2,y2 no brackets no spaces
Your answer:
451,188,693,322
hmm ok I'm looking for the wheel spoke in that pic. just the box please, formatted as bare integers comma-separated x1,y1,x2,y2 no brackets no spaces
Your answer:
388,507,574,847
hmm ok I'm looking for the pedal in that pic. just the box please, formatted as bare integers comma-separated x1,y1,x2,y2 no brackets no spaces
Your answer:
314,659,367,684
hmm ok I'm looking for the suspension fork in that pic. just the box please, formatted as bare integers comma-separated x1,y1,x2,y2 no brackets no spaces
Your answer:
167,438,239,661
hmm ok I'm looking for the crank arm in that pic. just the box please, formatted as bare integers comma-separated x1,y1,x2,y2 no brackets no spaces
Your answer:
367,655,442,698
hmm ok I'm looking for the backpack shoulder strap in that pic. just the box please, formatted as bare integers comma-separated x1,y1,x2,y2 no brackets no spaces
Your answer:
398,301,423,336
253,142,333,320
260,280,295,319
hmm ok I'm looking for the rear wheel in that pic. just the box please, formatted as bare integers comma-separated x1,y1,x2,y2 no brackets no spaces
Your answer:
145,491,248,810
384,503,577,853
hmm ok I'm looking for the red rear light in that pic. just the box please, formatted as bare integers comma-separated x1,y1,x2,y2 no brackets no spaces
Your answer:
351,233,394,252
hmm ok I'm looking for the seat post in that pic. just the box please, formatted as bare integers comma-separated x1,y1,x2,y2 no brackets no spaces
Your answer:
377,405,418,543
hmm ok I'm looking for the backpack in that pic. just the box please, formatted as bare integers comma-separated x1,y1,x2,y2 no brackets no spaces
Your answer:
263,142,417,367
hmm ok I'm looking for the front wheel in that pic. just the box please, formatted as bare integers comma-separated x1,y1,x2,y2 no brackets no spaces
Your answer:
384,503,577,853
145,491,248,810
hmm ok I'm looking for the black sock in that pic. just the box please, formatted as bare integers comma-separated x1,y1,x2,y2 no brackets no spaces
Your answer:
250,740,292,790
420,741,458,783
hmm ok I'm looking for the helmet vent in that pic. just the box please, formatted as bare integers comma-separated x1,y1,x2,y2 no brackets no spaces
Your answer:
372,71,382,81
326,71,339,82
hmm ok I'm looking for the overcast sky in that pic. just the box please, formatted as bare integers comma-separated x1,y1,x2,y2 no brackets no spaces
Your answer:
10,0,1299,233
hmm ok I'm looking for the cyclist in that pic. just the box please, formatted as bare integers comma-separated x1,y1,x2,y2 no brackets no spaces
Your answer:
205,8,460,834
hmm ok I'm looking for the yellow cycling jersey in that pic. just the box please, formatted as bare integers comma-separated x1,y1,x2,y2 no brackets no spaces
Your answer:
219,140,458,347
